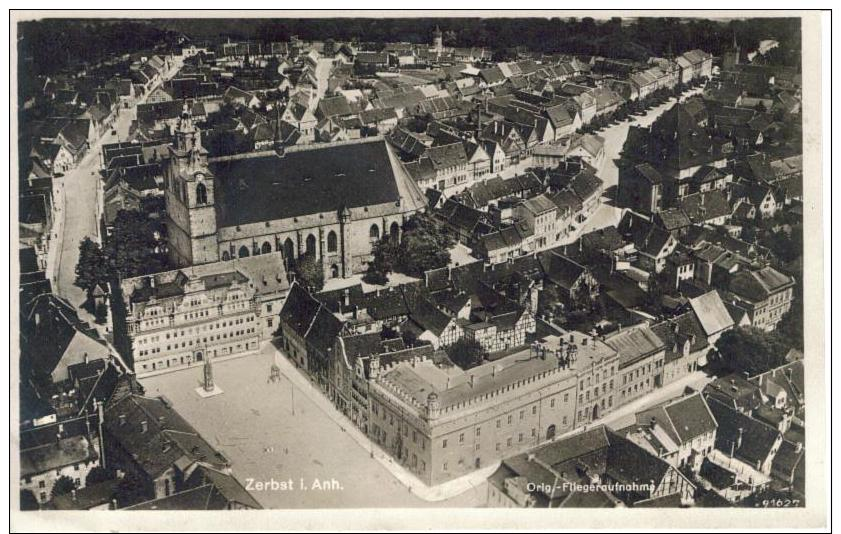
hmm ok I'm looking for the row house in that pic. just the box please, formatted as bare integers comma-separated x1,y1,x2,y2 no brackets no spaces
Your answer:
727,266,795,332
604,325,667,406
488,425,696,507
622,391,718,473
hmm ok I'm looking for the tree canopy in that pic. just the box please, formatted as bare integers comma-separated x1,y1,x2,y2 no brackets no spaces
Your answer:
445,338,487,370
104,210,170,279
711,327,790,376
51,475,76,498
75,237,109,298
366,214,453,282
292,253,325,293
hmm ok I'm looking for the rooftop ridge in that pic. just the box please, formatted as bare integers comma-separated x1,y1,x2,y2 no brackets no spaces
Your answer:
208,135,386,163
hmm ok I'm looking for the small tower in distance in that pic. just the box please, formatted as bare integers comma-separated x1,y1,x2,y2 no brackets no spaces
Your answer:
723,31,741,70
433,25,443,55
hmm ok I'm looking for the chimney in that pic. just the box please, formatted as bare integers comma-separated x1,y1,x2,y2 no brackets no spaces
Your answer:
118,414,127,426
140,420,148,433
71,489,77,502
352,305,359,320
84,353,89,365
343,288,350,308
650,416,657,430
736,427,744,449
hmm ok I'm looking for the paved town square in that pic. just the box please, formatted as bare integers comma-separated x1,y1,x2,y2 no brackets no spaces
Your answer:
140,344,486,508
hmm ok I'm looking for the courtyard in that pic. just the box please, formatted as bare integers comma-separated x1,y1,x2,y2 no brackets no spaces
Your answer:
139,344,486,509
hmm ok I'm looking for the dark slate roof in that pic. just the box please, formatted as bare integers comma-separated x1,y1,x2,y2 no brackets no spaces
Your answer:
279,282,321,338
651,312,709,364
707,397,781,468
305,306,343,355
104,394,229,479
409,296,453,336
538,251,587,291
663,393,718,444
604,432,672,487
211,139,403,227
771,439,804,478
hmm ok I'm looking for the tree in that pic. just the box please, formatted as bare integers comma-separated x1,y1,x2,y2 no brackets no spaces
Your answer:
394,214,453,277
85,466,116,486
104,210,170,279
364,236,399,285
51,475,77,498
20,489,39,511
711,327,789,376
113,473,150,508
292,253,325,293
445,338,487,370
776,281,804,351
74,237,108,299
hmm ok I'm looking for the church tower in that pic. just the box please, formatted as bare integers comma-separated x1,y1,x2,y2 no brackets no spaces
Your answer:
722,31,741,70
164,103,219,267
432,25,443,55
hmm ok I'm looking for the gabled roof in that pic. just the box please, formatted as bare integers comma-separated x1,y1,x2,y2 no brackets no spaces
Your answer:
604,325,666,369
688,290,735,337
279,282,322,338
707,397,781,467
211,139,424,227
104,394,229,479
728,267,795,303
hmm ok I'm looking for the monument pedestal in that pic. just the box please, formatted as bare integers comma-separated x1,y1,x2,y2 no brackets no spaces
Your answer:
195,385,224,398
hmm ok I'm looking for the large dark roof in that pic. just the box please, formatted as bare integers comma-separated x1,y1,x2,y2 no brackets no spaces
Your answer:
211,139,403,227
279,283,322,339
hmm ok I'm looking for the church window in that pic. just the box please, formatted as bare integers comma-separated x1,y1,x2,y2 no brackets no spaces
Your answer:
369,224,380,241
196,182,208,205
238,246,250,258
305,234,317,255
327,231,338,252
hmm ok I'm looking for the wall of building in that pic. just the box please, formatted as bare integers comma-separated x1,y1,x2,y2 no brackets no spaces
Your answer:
369,365,579,486
617,351,666,406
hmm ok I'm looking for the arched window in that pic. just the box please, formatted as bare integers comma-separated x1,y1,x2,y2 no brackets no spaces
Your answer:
261,241,272,254
327,231,338,253
390,221,400,242
283,238,295,260
238,246,250,258
331,264,340,279
305,234,317,256
222,251,230,261
369,224,380,241
196,182,208,205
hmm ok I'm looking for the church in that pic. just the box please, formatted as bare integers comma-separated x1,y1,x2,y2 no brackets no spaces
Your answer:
163,108,427,279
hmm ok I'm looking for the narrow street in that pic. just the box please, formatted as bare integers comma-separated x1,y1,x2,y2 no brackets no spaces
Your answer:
311,57,334,111
50,59,182,317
